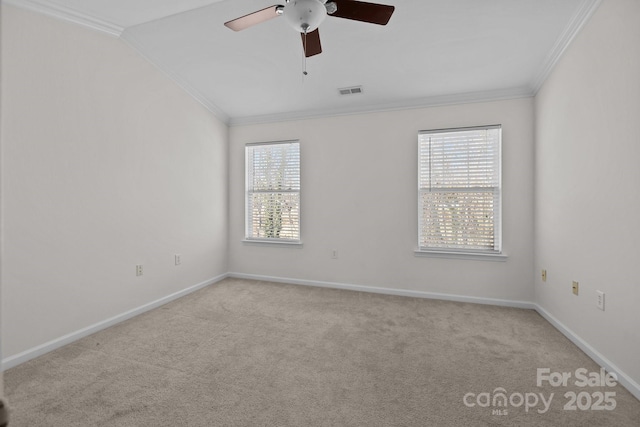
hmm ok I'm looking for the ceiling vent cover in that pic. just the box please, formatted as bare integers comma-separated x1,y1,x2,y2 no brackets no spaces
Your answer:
339,86,363,96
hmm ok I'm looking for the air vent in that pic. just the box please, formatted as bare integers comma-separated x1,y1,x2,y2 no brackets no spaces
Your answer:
338,86,363,96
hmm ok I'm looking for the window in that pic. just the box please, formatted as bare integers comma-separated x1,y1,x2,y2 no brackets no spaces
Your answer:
246,141,300,242
418,125,501,254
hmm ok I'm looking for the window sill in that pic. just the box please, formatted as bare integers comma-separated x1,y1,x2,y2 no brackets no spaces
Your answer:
414,249,507,262
242,239,303,248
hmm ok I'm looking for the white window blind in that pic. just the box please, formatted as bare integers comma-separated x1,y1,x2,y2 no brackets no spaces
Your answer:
418,125,501,253
246,141,300,241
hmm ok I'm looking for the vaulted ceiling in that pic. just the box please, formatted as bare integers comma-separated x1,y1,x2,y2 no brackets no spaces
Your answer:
6,0,601,124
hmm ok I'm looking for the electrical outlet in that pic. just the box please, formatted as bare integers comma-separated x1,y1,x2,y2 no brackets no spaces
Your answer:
136,265,143,276
542,269,547,282
175,254,181,266
572,281,579,296
596,291,605,311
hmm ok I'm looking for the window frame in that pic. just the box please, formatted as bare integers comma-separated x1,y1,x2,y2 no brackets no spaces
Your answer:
244,140,301,245
416,125,505,260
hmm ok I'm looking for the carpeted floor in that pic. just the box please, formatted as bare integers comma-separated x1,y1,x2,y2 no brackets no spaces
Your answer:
5,278,640,426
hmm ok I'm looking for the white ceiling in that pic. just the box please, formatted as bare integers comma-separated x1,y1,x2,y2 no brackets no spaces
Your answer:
7,0,601,124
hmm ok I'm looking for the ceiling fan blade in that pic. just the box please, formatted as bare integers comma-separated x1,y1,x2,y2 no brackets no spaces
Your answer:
224,5,282,31
329,0,395,25
301,29,322,57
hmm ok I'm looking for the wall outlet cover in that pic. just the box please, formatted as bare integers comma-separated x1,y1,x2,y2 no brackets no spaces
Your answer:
596,290,605,311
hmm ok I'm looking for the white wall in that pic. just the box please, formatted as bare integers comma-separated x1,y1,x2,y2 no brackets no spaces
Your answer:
0,5,228,359
1,0,637,402
535,0,640,387
229,99,534,302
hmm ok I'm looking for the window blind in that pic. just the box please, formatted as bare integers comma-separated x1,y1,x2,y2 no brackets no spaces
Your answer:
418,126,501,253
246,141,300,241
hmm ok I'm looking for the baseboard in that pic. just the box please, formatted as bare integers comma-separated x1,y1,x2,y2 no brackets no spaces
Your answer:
229,272,639,401
1,273,228,370
228,272,536,309
534,304,640,401
5,271,638,402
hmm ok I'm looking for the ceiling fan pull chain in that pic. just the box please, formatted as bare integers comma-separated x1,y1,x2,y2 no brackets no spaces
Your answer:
302,25,309,76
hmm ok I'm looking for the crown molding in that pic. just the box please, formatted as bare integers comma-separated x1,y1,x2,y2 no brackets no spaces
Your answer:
2,0,600,126
227,86,533,127
530,0,602,94
3,0,229,122
121,32,230,124
2,0,124,37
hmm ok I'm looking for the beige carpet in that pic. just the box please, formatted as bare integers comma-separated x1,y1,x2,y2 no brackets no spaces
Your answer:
5,278,640,426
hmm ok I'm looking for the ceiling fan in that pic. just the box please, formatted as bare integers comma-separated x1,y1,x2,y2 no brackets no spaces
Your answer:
224,0,395,58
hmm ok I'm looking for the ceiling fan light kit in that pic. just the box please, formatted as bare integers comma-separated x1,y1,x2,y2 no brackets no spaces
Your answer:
224,0,395,58
282,0,328,33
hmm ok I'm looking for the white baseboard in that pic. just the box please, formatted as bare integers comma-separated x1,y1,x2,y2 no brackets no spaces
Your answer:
534,304,640,401
229,272,640,401
228,272,536,309
4,271,638,402
1,273,228,370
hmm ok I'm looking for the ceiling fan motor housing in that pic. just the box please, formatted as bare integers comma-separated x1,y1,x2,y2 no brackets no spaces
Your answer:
283,0,327,33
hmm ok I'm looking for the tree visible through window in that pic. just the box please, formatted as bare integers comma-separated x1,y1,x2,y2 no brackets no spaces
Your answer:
246,141,300,241
418,126,501,253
